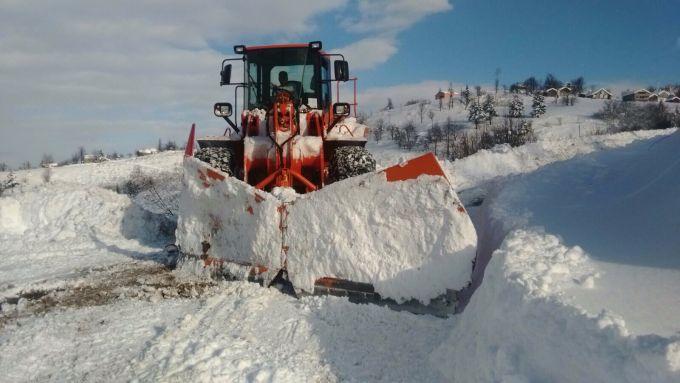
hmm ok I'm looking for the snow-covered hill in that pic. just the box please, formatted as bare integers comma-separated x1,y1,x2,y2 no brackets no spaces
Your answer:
1,103,679,381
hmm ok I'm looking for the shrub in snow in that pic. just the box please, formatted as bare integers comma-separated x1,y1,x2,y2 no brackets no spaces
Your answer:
42,167,52,184
0,172,19,196
593,101,675,133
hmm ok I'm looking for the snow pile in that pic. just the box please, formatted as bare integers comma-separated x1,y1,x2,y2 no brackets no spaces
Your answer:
0,183,171,296
175,158,283,271
176,157,477,303
288,172,476,302
433,229,680,382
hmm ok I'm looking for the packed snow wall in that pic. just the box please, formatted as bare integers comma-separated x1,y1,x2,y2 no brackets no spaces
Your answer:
176,157,477,303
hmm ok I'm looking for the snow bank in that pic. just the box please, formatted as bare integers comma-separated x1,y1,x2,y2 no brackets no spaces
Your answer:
433,229,680,383
177,157,477,303
437,132,680,382
450,128,675,190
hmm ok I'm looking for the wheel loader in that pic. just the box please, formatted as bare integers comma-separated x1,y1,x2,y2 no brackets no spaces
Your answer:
177,41,477,315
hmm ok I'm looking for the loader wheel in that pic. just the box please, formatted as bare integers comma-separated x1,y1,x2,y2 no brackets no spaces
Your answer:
329,146,376,182
195,147,234,176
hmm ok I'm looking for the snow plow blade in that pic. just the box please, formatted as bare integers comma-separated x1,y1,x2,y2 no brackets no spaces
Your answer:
176,152,477,315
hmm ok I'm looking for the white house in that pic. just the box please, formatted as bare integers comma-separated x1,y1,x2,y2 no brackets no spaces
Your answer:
590,88,612,100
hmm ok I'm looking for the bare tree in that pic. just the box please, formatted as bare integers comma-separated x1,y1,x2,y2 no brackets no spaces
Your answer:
494,68,501,95
428,109,436,127
373,119,385,142
427,124,443,156
443,117,454,158
0,163,7,172
78,146,86,163
418,102,426,124
19,161,32,170
448,82,455,109
403,122,418,150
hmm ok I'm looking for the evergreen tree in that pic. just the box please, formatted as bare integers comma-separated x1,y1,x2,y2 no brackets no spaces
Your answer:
509,95,524,118
461,85,471,110
386,98,394,110
482,95,497,125
468,100,486,129
530,93,546,118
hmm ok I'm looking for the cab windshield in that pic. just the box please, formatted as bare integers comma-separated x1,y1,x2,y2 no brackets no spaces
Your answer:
246,47,326,109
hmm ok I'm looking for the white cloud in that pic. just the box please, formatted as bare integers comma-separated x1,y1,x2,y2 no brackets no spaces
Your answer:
333,0,452,71
0,0,346,166
335,37,398,70
342,0,452,34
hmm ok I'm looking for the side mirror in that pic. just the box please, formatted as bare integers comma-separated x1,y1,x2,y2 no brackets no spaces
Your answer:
334,60,349,82
333,102,350,117
220,64,232,85
214,102,233,118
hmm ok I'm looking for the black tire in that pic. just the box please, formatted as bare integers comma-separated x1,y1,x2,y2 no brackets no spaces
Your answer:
329,146,376,182
195,147,234,176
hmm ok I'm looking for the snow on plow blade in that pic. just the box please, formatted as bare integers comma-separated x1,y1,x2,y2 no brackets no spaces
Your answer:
176,153,477,311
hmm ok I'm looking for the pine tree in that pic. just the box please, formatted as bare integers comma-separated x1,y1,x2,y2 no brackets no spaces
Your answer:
386,98,394,110
461,85,471,110
468,100,486,129
509,95,524,118
531,93,546,118
482,95,497,125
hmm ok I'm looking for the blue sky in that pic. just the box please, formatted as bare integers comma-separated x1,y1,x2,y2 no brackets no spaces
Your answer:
322,0,680,89
1,0,678,167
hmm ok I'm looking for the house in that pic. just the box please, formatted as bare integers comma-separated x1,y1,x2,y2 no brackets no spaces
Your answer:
622,89,652,102
82,154,102,163
434,90,458,108
136,148,159,156
544,88,558,98
558,86,572,98
647,94,659,102
665,96,680,103
435,90,457,100
658,90,672,99
590,88,613,100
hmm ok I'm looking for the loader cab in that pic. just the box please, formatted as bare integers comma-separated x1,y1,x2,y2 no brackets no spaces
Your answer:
243,45,331,111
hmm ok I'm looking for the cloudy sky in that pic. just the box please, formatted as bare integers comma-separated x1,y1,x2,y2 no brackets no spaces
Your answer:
1,0,678,167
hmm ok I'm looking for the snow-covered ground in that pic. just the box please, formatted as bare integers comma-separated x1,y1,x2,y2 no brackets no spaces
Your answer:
1,99,679,382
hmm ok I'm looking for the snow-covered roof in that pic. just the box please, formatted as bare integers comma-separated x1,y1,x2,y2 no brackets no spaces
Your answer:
623,88,652,97
591,88,612,96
